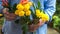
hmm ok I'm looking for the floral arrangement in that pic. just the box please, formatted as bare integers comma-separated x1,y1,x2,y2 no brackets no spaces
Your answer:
2,0,49,34
15,0,49,34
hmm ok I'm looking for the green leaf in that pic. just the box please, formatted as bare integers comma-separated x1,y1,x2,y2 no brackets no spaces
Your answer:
12,3,17,13
30,9,36,19
37,0,41,9
33,3,36,10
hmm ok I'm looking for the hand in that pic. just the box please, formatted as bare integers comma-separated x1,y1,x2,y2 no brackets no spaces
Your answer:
28,24,39,32
28,19,46,32
3,8,16,21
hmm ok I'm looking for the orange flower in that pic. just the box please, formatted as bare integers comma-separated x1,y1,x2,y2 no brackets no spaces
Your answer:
20,0,29,4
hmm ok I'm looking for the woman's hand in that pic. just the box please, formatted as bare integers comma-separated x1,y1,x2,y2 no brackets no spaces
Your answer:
3,8,16,21
28,19,46,32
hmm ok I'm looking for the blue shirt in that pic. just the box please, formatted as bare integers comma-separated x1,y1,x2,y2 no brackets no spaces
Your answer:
0,0,56,34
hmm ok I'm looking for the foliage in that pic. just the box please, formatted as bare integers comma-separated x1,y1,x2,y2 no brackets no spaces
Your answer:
55,0,60,15
52,16,60,30
52,0,60,30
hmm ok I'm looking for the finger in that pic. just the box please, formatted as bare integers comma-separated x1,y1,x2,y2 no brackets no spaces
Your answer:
10,17,16,20
5,16,11,21
33,25,39,31
5,16,15,21
39,19,42,25
39,19,45,26
30,24,37,32
29,28,34,32
5,13,16,17
10,13,16,17
3,8,9,15
5,14,16,21
5,15,14,21
3,8,7,13
39,19,44,26
5,12,9,15
28,24,34,32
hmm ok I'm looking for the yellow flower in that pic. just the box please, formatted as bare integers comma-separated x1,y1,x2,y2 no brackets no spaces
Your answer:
25,10,31,16
44,14,49,21
15,10,20,15
40,12,44,17
36,9,40,14
24,3,30,10
16,4,24,10
28,2,33,6
42,14,49,21
0,14,3,16
36,9,41,18
36,9,49,21
19,11,25,16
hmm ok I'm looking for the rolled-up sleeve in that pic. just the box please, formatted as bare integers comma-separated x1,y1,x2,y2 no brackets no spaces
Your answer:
0,0,3,14
44,0,56,21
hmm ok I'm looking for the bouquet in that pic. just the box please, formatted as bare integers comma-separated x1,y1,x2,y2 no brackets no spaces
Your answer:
15,0,49,34
2,0,49,34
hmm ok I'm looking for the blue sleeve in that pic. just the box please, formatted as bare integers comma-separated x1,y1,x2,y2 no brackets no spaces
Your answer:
44,0,56,21
0,0,4,14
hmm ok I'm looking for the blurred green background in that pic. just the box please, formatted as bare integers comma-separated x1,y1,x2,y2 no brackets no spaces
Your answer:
52,0,60,32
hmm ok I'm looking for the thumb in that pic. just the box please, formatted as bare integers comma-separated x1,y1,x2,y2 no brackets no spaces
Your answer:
38,19,43,26
3,8,9,14
39,19,43,23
